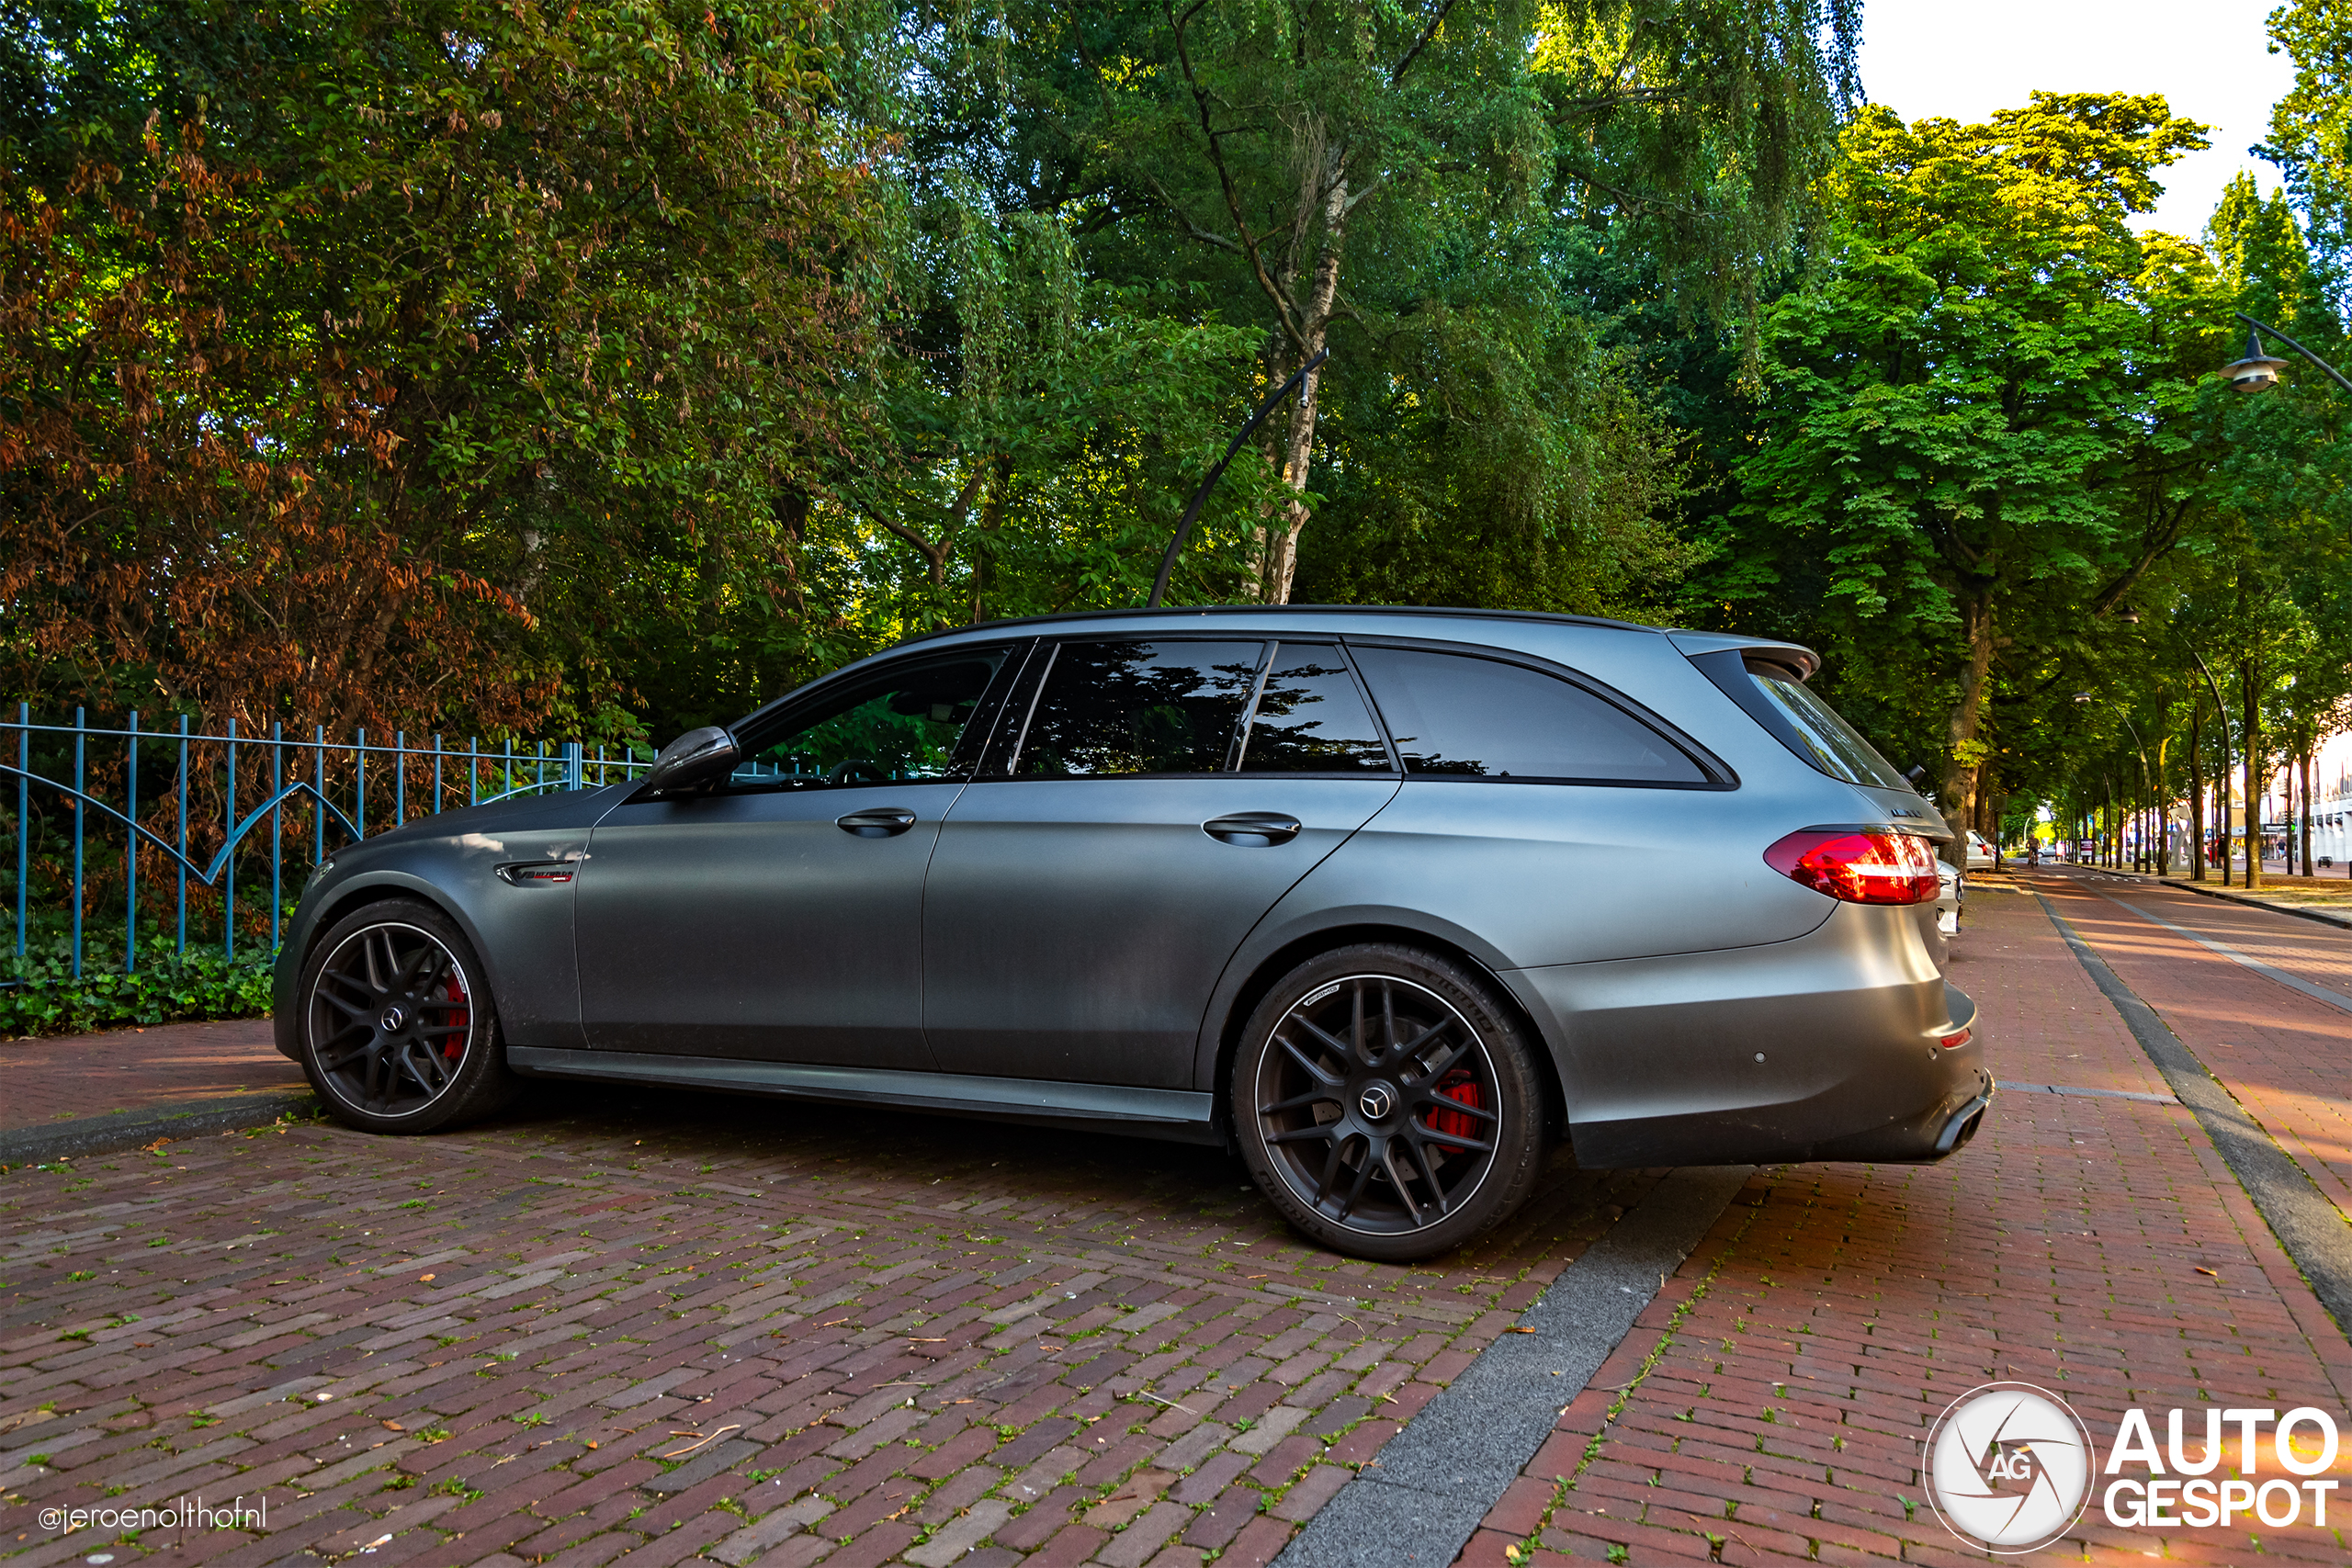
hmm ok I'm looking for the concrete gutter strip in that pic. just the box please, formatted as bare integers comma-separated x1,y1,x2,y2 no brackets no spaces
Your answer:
0,1092,318,1167
2038,894,2352,1343
1275,1165,1754,1567
2109,899,2352,1016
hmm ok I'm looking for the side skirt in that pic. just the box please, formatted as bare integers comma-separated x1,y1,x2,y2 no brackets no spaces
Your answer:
504,1047,1223,1146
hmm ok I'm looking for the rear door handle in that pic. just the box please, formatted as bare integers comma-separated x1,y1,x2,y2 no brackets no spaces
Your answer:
1204,812,1303,847
836,807,918,838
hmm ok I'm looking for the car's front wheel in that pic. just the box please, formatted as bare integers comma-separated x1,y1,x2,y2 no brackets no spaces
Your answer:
1232,944,1547,1261
298,898,518,1134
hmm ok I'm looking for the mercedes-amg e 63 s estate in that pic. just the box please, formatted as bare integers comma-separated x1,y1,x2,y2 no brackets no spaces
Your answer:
275,607,1989,1260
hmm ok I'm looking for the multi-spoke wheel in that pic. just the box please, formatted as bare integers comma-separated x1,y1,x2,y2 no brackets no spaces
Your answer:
1233,945,1548,1261
299,899,517,1133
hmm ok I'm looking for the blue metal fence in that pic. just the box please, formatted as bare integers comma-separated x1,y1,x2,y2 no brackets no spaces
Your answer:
2,708,652,979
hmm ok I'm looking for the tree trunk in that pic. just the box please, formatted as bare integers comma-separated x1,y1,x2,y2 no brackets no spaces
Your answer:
1260,167,1349,605
2188,708,2204,881
2242,654,2263,889
1937,593,1996,865
2301,749,2315,879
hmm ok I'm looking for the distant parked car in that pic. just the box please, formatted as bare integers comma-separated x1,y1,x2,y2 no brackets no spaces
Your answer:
1966,831,1996,871
275,607,1988,1261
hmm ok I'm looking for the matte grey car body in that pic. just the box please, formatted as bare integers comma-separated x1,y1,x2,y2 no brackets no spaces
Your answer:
276,607,1988,1228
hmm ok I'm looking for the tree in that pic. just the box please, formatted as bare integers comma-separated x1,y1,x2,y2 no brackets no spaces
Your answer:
1738,93,2213,847
888,0,1857,604
0,0,878,736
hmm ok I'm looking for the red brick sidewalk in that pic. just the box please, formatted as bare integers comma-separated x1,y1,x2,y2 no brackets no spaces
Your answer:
0,1075,1661,1567
1457,885,2352,1565
0,1018,301,1133
2036,873,2352,1228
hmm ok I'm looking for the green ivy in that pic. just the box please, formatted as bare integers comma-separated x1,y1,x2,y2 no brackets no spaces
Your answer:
0,944,273,1038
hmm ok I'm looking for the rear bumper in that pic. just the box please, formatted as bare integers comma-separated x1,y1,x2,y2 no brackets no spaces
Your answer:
1504,901,1989,1167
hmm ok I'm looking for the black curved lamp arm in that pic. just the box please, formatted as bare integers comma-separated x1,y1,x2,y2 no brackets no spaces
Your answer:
2236,311,2352,397
1147,347,1330,610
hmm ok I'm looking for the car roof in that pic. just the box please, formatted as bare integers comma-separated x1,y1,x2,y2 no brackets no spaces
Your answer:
893,604,1657,645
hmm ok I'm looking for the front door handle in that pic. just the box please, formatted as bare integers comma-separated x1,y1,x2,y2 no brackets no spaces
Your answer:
836,807,918,838
1204,812,1303,847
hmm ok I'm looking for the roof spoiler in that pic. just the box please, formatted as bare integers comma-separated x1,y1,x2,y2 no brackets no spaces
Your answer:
1665,630,1820,681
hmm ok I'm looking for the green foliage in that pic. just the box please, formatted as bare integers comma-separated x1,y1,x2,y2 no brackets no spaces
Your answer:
0,942,271,1038
1735,93,2216,823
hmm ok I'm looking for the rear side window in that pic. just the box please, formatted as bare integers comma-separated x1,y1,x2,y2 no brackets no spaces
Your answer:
1238,644,1391,773
1016,640,1262,776
1351,648,1706,784
1745,667,1910,789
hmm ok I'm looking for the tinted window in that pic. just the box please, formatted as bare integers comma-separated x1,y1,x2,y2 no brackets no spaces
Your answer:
1238,644,1390,772
1747,669,1910,789
1352,648,1705,783
1016,641,1262,776
730,650,1008,789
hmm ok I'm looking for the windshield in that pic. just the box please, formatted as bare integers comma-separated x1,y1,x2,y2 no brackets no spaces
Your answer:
1747,670,1911,790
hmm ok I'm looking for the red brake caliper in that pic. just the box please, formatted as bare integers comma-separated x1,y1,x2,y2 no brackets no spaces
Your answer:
1429,1071,1483,1144
442,974,469,1061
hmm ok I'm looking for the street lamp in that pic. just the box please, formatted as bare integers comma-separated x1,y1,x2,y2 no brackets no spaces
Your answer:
2222,311,2352,395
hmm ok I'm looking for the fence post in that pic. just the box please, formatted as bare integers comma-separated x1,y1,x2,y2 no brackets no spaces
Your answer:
224,716,237,960
15,702,27,960
469,737,480,807
176,716,188,956
395,730,406,826
313,725,326,869
434,734,444,816
72,706,84,979
356,728,367,841
270,722,284,955
126,711,139,975
566,740,582,790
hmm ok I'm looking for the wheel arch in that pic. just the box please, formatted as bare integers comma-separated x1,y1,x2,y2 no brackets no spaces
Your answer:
276,873,506,1062
1204,919,1570,1148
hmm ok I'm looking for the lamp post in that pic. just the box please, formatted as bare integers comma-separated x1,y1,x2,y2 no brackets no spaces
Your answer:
2221,312,2352,395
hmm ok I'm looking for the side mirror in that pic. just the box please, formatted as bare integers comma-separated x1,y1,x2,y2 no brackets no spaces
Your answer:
637,726,740,796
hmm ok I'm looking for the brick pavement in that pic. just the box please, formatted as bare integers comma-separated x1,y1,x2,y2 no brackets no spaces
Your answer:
1457,885,2352,1565
1,1021,301,1134
0,1077,1659,1566
2035,872,2352,1228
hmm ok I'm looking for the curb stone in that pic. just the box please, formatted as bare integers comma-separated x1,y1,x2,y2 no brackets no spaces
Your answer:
0,1090,321,1166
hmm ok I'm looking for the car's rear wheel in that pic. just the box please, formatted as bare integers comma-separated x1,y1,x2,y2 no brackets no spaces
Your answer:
298,898,517,1134
1233,944,1547,1261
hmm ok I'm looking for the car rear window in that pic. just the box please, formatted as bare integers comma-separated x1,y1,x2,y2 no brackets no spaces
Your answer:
1745,668,1910,789
1015,640,1262,776
1351,647,1705,783
1236,644,1391,772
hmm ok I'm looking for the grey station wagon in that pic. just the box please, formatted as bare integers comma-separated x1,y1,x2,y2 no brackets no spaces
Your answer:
275,607,1988,1260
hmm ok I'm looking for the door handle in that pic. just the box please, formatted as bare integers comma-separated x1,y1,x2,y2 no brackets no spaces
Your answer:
835,807,918,838
1203,812,1303,847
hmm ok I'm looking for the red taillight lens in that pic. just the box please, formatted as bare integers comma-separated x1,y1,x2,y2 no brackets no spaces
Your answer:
1763,829,1941,905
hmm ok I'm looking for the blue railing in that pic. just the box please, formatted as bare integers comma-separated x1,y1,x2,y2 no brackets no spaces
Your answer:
3,707,652,980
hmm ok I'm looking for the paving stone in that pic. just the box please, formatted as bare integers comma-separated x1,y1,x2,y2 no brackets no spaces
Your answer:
0,1055,1647,1567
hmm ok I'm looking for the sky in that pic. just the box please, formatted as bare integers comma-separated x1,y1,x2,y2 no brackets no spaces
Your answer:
1859,0,2301,239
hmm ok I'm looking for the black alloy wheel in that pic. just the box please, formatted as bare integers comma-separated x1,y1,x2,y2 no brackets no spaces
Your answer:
299,899,517,1134
1234,944,1547,1261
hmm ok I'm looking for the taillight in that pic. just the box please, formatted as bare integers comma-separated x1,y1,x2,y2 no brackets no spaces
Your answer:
1763,828,1941,905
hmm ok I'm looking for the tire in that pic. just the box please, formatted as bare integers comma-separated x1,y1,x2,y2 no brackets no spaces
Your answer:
1231,943,1548,1262
297,897,519,1134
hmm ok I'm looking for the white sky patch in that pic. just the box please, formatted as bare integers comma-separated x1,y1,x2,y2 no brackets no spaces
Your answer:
1860,0,2300,239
